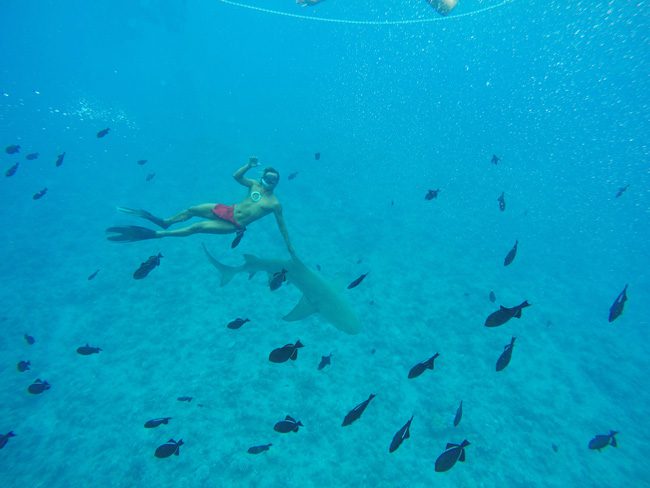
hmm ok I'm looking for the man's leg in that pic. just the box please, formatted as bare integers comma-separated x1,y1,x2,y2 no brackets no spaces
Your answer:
156,219,239,237
162,204,217,226
118,203,216,228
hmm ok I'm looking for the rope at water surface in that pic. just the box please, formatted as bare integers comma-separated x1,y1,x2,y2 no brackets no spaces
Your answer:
217,0,516,25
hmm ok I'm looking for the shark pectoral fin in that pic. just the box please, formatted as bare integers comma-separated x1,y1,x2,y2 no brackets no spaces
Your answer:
283,295,318,321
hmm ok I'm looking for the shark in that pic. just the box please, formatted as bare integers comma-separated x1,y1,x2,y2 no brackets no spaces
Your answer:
202,244,362,335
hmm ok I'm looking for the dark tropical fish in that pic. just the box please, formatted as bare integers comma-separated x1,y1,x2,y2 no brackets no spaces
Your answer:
137,159,148,165
269,269,287,291
33,188,47,200
435,440,470,472
491,154,500,165
408,353,440,379
389,415,414,453
453,401,463,427
154,438,183,458
489,290,496,303
231,229,245,249
77,344,102,355
25,152,39,160
552,443,559,453
269,340,304,363
318,353,332,370
274,415,303,433
144,417,172,428
347,273,368,289
24,334,35,345
177,396,192,402
484,301,530,327
497,192,506,211
608,284,628,323
248,443,272,454
314,152,320,160
87,269,100,281
145,172,155,182
17,360,31,372
504,240,518,266
315,264,321,271
96,128,110,138
342,394,375,427
5,162,19,177
55,152,65,167
133,253,163,280
425,189,440,200
288,172,298,180
5,144,20,154
496,337,516,372
27,379,50,394
588,431,617,451
615,185,629,198
227,318,250,329
0,432,16,449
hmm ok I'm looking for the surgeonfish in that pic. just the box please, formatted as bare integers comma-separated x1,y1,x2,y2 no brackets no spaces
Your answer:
342,394,375,427
407,353,440,379
274,415,303,433
503,240,518,266
434,440,470,472
154,438,183,458
484,301,530,327
389,415,414,453
496,337,516,371
608,285,628,323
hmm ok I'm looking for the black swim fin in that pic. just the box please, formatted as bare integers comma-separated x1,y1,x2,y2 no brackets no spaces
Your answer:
117,207,170,229
106,225,158,242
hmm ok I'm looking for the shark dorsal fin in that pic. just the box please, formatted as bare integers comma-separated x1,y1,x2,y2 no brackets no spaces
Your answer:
283,295,318,321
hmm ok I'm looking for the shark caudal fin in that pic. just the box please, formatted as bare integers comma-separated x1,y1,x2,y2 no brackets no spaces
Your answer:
202,243,239,286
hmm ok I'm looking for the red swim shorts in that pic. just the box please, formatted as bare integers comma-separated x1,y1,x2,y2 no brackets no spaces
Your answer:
212,204,242,227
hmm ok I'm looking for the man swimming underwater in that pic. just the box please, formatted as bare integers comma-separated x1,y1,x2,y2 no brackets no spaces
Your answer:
106,158,296,257
296,0,325,6
427,0,459,15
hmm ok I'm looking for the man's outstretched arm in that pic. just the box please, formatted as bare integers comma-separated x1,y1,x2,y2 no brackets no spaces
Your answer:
233,157,258,187
274,205,296,257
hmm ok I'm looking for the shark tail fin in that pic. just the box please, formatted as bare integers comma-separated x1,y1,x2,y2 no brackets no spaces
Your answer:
202,243,239,286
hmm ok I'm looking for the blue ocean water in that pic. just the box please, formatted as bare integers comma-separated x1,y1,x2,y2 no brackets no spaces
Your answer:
1,0,648,486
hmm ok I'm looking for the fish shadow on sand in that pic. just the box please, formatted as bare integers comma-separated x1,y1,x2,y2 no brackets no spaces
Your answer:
202,244,362,335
